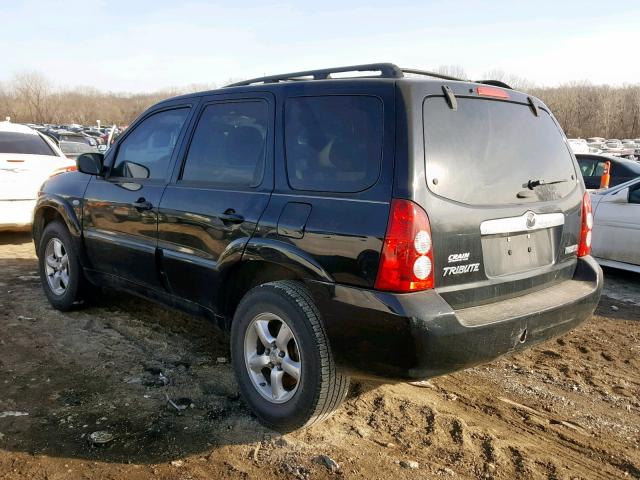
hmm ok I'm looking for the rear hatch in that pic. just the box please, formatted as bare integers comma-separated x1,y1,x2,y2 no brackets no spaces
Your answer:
418,88,583,309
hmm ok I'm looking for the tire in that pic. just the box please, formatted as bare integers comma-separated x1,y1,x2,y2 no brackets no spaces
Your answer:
230,280,350,432
37,220,89,311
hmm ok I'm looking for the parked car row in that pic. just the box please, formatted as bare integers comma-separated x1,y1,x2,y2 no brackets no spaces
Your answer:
24,123,124,157
569,136,640,159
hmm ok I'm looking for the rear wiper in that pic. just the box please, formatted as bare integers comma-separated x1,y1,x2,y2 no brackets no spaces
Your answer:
523,178,570,190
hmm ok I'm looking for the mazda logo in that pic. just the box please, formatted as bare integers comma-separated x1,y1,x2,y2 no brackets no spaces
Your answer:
526,212,536,229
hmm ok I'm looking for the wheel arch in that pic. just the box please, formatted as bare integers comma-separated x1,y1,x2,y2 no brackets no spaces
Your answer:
217,238,334,326
33,196,82,257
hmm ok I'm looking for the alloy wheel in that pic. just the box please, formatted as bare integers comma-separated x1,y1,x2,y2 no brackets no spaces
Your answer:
44,238,70,296
243,312,301,403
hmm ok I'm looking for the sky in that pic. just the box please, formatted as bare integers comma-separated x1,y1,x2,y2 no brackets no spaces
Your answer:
1,0,639,93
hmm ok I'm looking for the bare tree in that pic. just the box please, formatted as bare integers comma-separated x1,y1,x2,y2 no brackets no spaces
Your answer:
11,72,52,123
435,65,468,79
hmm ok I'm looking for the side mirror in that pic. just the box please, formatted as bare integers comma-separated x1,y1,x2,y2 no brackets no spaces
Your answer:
76,153,104,176
604,187,629,204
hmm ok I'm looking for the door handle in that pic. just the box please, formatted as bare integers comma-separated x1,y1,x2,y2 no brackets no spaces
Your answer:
132,198,153,211
220,208,244,224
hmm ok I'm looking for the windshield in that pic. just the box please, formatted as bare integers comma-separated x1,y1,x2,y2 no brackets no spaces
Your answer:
0,131,56,156
423,97,577,205
59,141,95,155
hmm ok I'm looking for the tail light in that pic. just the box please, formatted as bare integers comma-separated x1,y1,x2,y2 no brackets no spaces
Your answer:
577,192,593,257
49,165,77,177
375,199,434,292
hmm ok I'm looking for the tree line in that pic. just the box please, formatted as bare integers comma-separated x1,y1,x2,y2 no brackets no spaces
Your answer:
1,70,639,139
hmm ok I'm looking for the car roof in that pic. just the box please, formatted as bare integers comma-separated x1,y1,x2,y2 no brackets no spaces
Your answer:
153,63,535,106
576,152,636,163
0,121,39,135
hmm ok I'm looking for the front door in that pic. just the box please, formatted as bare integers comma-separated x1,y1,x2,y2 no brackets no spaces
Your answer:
83,106,192,290
157,94,274,308
593,181,640,265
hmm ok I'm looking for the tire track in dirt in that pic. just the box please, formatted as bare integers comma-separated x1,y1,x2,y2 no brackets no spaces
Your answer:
1,232,639,479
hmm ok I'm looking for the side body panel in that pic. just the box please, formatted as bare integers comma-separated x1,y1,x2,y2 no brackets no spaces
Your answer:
157,91,276,308
82,99,198,290
249,81,396,290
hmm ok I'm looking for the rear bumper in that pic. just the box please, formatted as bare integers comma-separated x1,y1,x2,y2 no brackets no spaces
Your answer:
0,199,36,230
309,256,603,381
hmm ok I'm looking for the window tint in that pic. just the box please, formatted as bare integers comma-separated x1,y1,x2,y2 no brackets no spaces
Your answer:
594,161,607,176
181,101,268,186
578,158,595,176
111,108,188,179
0,132,55,156
618,160,640,175
424,98,576,205
285,96,383,192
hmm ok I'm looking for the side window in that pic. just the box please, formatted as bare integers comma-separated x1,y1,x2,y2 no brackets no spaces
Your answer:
630,184,640,204
181,101,268,186
578,159,595,177
111,108,189,180
593,161,607,177
284,95,383,192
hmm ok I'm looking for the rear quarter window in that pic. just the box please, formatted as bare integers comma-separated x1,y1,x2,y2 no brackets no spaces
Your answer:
424,97,577,205
284,95,383,193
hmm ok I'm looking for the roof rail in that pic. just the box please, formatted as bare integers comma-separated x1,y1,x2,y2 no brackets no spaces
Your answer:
400,68,465,82
224,63,477,87
225,63,404,87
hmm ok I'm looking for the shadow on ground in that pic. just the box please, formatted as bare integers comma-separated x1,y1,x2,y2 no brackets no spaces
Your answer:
0,235,274,464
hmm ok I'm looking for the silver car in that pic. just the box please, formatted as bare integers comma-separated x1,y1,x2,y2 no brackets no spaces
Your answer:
590,177,640,272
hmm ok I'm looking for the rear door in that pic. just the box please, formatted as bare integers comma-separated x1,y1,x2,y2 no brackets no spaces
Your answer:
414,89,583,309
83,104,192,290
157,93,274,308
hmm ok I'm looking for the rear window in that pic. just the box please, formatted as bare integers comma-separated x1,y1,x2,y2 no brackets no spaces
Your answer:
0,132,56,156
285,95,383,192
423,97,576,205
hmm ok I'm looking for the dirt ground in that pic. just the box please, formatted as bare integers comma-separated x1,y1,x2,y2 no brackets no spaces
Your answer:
0,232,638,480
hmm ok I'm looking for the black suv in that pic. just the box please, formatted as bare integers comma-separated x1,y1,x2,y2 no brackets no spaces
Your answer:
33,64,603,431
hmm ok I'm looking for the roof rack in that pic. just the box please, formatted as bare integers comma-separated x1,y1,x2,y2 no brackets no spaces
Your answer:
225,63,512,89
225,63,472,87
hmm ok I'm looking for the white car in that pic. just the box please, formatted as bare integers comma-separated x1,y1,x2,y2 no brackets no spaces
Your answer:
0,122,76,230
590,177,640,272
567,138,590,154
